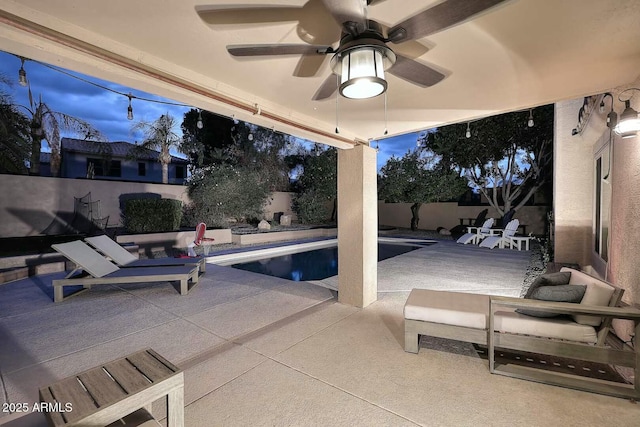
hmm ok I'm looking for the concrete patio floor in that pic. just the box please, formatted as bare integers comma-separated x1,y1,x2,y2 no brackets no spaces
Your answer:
1,240,638,426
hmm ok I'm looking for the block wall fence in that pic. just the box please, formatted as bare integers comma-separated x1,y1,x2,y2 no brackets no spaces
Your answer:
0,174,548,238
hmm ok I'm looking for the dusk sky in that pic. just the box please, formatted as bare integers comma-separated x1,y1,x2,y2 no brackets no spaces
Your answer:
0,50,419,170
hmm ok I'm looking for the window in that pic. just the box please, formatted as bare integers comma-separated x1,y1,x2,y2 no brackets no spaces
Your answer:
87,158,121,177
175,165,186,179
138,162,146,176
594,145,611,262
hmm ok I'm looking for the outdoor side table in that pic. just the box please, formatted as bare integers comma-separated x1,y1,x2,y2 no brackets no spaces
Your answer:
39,348,184,427
509,236,531,251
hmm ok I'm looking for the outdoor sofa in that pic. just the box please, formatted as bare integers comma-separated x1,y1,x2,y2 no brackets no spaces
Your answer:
404,267,640,399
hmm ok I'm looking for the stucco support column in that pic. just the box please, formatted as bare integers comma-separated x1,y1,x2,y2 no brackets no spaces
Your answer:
337,144,377,308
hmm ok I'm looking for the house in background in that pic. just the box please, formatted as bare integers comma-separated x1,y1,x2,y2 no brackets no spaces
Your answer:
49,138,189,184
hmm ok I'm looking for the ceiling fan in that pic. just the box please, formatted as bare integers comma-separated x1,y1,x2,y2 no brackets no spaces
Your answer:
198,0,508,100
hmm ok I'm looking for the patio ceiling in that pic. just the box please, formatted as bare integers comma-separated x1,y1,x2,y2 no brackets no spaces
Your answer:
1,0,640,148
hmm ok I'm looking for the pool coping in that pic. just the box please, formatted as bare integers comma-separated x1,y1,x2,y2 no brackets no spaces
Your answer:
206,236,437,266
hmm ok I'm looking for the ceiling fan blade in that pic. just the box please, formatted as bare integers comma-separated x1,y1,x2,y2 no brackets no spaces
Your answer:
227,44,332,57
320,0,367,33
388,55,445,87
388,0,508,43
197,6,302,25
313,75,338,100
294,55,329,78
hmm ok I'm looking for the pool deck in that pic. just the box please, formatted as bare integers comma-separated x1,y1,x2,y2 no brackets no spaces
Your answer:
0,239,636,426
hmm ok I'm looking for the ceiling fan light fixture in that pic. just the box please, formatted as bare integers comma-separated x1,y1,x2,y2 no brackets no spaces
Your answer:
331,44,395,100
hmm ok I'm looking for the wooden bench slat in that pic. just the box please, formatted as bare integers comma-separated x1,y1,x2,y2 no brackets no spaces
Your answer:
38,387,67,427
106,359,153,393
78,367,128,407
127,351,174,382
48,376,98,423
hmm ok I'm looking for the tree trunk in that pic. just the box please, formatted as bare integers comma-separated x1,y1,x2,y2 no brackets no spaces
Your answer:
162,162,168,184
50,146,61,177
410,203,421,231
29,132,41,176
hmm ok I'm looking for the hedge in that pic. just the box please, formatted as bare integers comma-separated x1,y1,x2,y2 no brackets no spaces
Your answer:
123,198,183,233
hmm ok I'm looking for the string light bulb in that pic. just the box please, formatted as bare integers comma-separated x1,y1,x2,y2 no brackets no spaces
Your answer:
527,109,534,127
196,110,203,129
465,122,471,138
18,57,27,87
127,94,133,120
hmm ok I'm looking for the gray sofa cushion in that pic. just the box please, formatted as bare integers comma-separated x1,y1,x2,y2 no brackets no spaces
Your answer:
523,272,572,299
516,284,586,318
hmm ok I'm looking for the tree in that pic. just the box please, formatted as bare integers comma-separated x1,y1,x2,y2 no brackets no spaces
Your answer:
131,113,182,184
21,95,104,176
180,109,236,167
227,122,294,191
378,149,467,230
181,109,296,191
185,163,272,227
420,105,554,219
0,75,31,174
292,146,337,223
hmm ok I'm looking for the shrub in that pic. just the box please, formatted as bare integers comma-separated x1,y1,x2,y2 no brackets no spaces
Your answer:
292,190,332,224
186,164,272,227
123,198,183,233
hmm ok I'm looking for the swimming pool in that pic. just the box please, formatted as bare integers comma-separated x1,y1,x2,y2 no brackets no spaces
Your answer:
231,241,431,281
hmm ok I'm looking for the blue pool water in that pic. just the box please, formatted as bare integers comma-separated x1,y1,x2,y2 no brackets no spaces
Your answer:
231,242,432,281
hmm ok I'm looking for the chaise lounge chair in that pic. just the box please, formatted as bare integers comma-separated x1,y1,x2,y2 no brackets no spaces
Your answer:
478,219,519,249
85,235,206,273
456,218,495,245
51,241,200,303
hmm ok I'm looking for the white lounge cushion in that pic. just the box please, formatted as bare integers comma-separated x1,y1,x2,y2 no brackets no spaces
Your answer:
404,289,488,330
494,309,598,344
561,268,615,326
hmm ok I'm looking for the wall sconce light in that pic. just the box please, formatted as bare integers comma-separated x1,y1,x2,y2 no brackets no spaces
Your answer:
614,88,640,138
527,109,534,127
599,93,617,129
465,122,471,138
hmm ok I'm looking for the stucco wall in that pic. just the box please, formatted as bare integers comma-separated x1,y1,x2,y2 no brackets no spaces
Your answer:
554,99,595,267
264,192,298,222
606,83,640,340
378,202,548,235
0,175,191,237
0,174,300,238
556,82,640,342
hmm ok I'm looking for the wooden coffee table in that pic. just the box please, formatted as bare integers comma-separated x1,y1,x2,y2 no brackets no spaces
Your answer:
39,348,183,427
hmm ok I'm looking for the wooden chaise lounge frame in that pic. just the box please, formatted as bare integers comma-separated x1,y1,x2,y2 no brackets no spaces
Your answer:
51,241,200,303
405,275,640,399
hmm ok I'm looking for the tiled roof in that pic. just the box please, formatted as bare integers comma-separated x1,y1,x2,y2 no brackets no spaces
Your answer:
61,138,188,163
40,152,51,163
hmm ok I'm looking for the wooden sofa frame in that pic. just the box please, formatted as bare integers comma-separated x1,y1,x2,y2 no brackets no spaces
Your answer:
405,281,640,399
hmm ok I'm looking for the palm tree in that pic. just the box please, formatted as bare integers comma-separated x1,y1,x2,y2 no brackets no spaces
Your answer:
21,95,105,176
131,113,182,184
0,76,31,174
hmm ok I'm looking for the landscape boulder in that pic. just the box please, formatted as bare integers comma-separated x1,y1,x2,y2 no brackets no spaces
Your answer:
258,220,271,231
280,215,292,226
